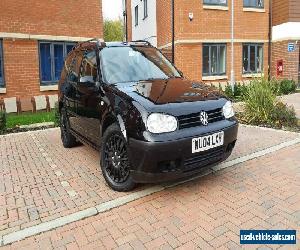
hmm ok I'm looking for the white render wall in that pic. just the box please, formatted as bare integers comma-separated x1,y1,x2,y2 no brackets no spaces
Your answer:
131,0,157,46
272,22,300,42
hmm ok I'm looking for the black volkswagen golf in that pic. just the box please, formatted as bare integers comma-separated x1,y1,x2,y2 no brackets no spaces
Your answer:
58,40,238,191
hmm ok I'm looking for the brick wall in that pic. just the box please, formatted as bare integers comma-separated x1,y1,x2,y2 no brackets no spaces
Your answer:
0,0,103,99
156,0,172,47
155,0,269,46
2,39,56,98
175,42,269,83
127,0,270,82
271,40,300,81
0,0,103,38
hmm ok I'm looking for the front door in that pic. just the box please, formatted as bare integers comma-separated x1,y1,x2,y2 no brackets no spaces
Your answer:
76,50,102,146
65,50,84,135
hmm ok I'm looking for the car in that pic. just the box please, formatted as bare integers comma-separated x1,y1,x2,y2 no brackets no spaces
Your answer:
58,40,238,192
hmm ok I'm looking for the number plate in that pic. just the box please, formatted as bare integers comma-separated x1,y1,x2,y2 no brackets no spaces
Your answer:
192,131,224,153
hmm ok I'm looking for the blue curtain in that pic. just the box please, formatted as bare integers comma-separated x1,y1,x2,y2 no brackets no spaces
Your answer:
40,43,52,82
54,44,64,81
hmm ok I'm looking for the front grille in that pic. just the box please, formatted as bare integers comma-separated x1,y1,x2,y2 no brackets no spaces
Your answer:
177,108,224,129
183,147,224,172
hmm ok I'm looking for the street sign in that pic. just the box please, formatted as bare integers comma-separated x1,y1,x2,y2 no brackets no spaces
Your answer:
288,43,295,52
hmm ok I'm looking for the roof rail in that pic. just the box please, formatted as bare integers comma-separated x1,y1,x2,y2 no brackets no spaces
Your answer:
75,38,105,50
130,40,151,46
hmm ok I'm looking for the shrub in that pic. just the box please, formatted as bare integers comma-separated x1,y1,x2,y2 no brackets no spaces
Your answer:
224,83,248,102
278,79,297,95
54,102,60,127
0,111,7,134
241,79,298,129
271,102,297,128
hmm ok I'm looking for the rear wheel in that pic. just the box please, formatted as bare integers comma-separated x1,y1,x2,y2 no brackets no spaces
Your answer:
60,108,78,148
101,123,136,192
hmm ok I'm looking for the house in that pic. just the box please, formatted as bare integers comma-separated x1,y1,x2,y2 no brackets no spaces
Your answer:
271,0,300,83
0,0,103,98
124,0,270,83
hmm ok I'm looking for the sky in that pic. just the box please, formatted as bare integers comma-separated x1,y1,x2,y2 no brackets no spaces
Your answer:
103,0,123,20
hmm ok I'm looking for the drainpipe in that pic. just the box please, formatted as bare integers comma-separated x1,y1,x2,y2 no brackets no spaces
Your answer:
123,0,128,41
171,0,175,64
268,0,272,80
230,0,235,92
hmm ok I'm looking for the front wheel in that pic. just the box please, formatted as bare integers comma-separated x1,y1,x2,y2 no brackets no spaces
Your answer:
100,123,136,192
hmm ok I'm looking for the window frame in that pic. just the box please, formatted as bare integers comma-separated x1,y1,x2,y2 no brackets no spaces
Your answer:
203,0,228,6
0,40,5,87
243,0,264,9
143,0,148,19
134,5,139,26
38,41,76,86
202,43,227,77
242,43,264,74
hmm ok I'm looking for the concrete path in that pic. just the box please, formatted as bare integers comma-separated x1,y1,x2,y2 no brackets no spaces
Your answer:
280,93,300,118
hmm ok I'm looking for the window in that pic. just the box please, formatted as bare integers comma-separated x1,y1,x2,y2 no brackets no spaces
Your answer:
39,42,75,85
203,0,227,6
79,51,97,83
143,0,148,19
244,0,264,8
135,5,139,26
0,40,4,87
243,44,263,74
203,44,226,76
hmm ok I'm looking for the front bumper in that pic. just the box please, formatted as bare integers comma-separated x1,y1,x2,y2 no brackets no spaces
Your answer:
128,120,238,183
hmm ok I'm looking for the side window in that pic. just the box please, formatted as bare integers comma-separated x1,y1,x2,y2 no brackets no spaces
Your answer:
79,51,98,83
68,51,83,83
60,51,74,83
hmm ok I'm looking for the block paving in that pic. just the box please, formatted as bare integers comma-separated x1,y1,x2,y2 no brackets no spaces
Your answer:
0,125,299,248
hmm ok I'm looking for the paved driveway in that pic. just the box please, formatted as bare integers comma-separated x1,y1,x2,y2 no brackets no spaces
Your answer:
280,93,300,118
0,126,300,249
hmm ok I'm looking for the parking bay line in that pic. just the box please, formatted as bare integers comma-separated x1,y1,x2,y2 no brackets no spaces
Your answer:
1,137,300,246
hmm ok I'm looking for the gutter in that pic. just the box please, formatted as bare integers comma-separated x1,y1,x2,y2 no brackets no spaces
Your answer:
268,0,272,80
171,0,175,64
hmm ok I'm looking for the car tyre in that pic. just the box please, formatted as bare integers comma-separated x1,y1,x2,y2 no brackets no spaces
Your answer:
101,123,136,192
60,108,78,148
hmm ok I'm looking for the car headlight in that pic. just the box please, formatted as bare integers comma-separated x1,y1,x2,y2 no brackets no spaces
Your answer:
222,101,235,119
146,113,178,133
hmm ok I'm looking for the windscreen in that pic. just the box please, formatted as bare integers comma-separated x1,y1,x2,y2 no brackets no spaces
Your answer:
101,46,181,84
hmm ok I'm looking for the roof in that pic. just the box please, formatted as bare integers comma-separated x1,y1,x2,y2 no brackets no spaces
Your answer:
74,39,152,51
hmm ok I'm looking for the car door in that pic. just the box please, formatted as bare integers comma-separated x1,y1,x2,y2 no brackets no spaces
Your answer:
65,49,84,134
76,50,102,146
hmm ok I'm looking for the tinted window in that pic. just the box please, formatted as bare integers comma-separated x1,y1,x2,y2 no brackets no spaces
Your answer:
68,51,84,83
80,51,97,83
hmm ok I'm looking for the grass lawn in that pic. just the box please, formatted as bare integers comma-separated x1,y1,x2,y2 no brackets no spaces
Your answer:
6,111,56,128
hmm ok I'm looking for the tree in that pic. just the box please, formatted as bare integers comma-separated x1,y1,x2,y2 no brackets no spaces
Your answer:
104,19,124,42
